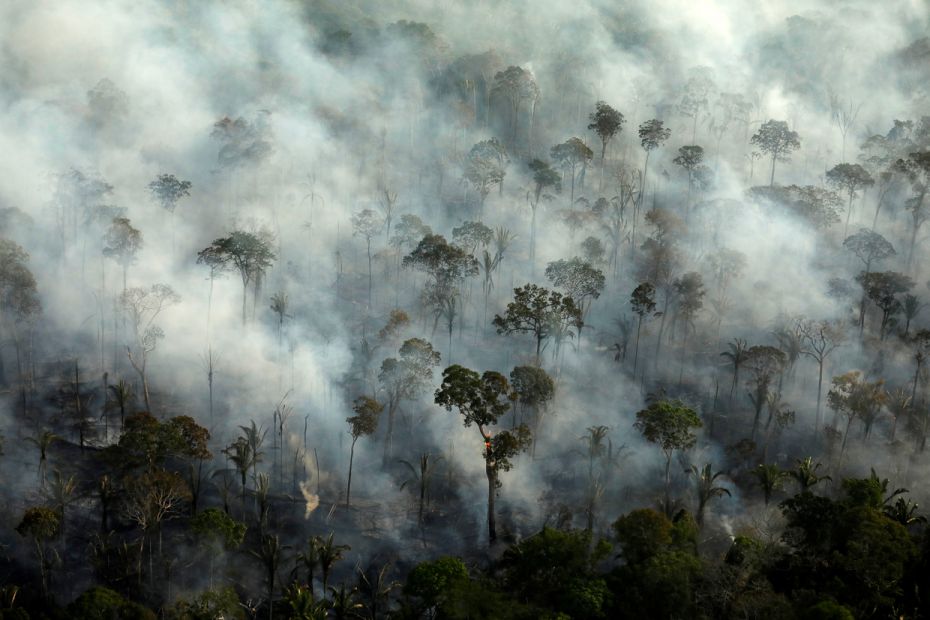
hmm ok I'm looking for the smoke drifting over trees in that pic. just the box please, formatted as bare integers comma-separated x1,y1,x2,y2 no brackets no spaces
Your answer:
1,0,930,617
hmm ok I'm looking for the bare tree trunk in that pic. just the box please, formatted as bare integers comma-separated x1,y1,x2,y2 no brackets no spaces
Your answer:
486,462,497,544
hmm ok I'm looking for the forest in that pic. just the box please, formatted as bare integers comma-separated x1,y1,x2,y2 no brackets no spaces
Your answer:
1,0,930,618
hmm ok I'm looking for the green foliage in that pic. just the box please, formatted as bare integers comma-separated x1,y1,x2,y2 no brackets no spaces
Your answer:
67,586,156,620
168,587,245,619
348,396,382,438
634,399,702,458
190,508,246,551
500,527,611,618
16,507,60,541
404,556,469,609
612,508,673,565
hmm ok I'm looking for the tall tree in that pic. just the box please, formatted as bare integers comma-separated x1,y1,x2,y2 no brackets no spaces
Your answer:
672,145,705,209
634,399,702,514
799,319,846,430
198,230,276,324
120,284,180,411
103,217,143,294
345,396,382,509
435,365,531,544
147,174,191,213
827,164,874,236
743,346,787,440
545,257,605,340
493,284,582,364
588,101,625,190
491,66,539,151
750,120,801,186
509,365,555,454
550,138,593,205
637,119,672,210
378,338,441,461
630,282,657,376
463,139,509,214
526,159,561,264
687,463,730,525
892,151,930,270
351,209,385,308
855,271,914,339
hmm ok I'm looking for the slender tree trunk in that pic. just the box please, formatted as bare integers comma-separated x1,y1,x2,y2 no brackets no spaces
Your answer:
346,436,357,509
632,316,643,376
486,461,497,544
816,359,824,431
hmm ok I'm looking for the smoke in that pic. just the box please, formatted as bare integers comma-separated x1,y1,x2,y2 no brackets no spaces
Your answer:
1,0,929,599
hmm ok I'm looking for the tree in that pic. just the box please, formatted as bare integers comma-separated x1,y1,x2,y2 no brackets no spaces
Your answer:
789,457,831,492
352,209,384,308
148,174,192,213
843,228,895,330
190,508,246,590
346,396,382,508
403,234,478,353
828,371,887,455
588,101,625,190
463,139,509,214
750,120,801,186
526,159,560,263
0,239,40,394
634,399,703,514
317,533,350,594
435,365,532,543
892,151,930,270
122,468,191,586
550,138,593,205
103,216,142,294
827,164,874,236
747,185,844,230
493,284,582,363
545,257,605,339
750,463,787,505
451,220,493,255
120,283,180,411
491,66,539,150
799,319,846,429
630,282,657,376
720,338,749,401
509,365,555,453
687,463,730,524
673,145,704,208
638,119,672,209
399,453,442,525
856,271,914,339
198,230,276,324
26,429,61,487
588,100,625,165
16,506,60,597
378,338,440,460
743,346,787,440
249,534,283,620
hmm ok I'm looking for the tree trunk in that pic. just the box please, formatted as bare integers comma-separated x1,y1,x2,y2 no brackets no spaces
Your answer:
486,461,497,544
632,316,643,376
769,153,777,187
346,437,357,509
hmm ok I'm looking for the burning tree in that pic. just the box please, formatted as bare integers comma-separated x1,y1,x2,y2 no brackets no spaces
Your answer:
435,365,531,544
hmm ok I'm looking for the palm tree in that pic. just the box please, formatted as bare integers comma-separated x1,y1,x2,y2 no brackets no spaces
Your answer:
295,535,322,596
688,463,731,524
329,583,364,619
720,338,749,400
240,420,267,485
318,533,350,595
884,497,927,526
789,457,831,492
44,470,76,544
282,582,329,620
249,534,283,620
107,379,134,432
750,463,787,505
223,438,255,513
581,425,609,482
357,562,399,620
26,430,59,488
399,453,442,525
